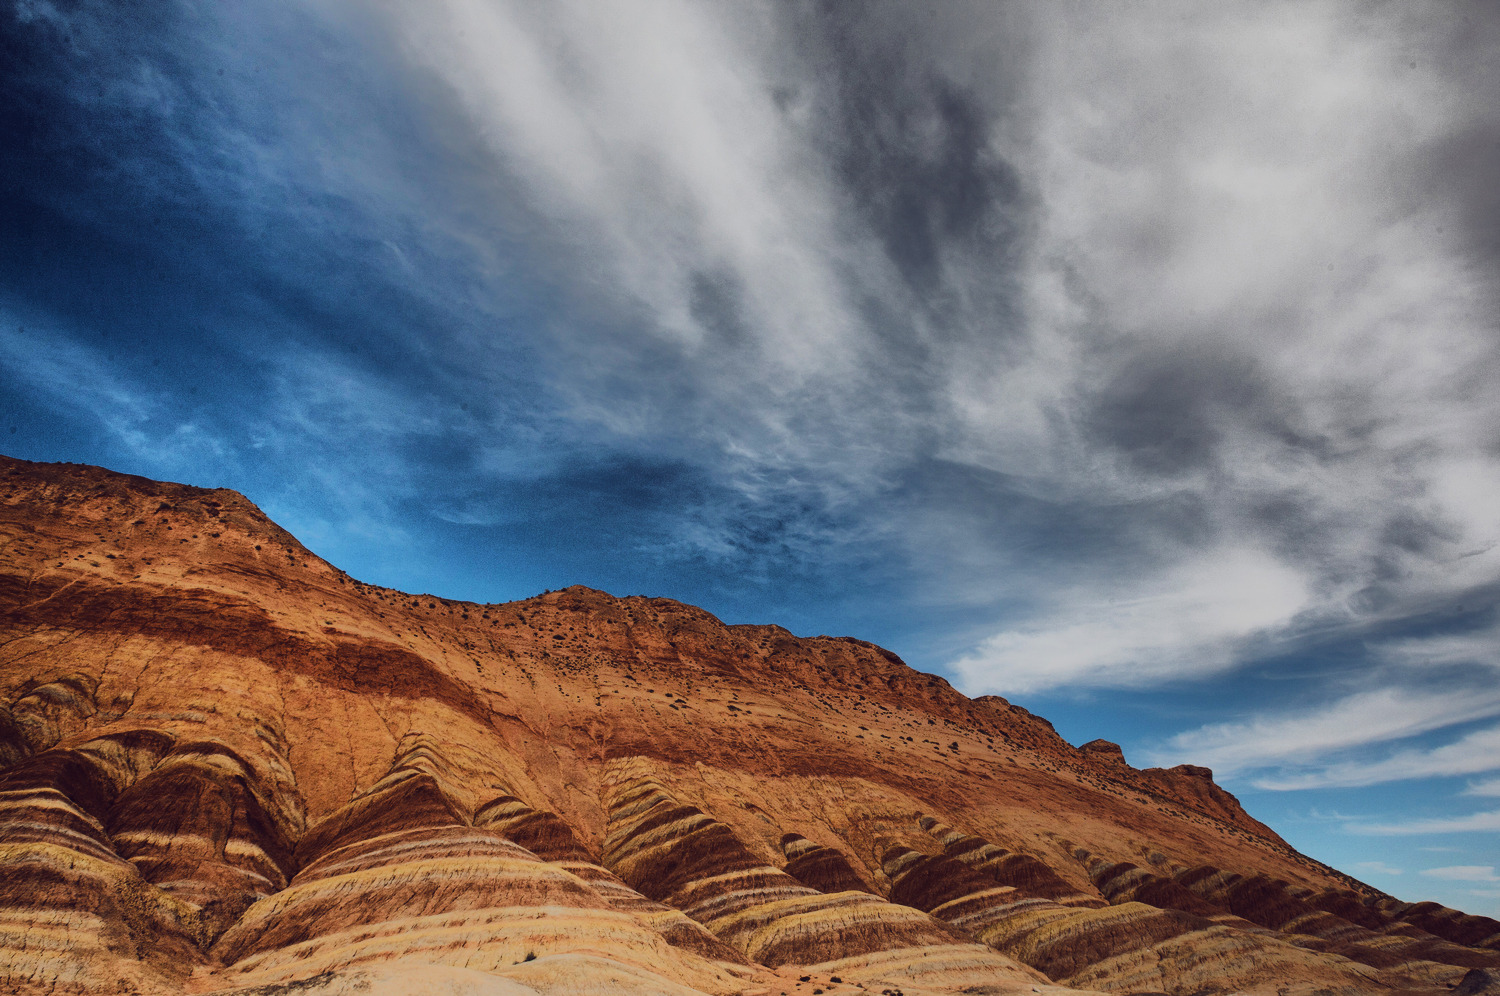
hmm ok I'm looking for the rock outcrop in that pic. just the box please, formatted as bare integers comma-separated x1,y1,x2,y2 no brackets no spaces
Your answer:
0,454,1495,996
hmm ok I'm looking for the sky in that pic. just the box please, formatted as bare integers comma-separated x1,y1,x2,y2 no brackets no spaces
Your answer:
2,0,1498,916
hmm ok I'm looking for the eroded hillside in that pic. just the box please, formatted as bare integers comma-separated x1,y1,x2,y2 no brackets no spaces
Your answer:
2,455,1497,996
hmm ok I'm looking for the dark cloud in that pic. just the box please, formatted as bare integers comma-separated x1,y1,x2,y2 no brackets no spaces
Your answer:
687,268,751,348
1083,343,1275,477
1426,125,1500,261
796,1,1031,309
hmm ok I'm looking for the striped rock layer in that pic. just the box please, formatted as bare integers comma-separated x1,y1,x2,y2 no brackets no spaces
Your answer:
2,455,1499,996
881,833,1420,995
601,767,1047,991
1081,852,1500,980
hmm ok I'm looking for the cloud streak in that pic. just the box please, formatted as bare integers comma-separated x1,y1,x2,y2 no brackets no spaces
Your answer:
1357,811,1500,836
350,0,1500,705
1422,866,1500,882
1262,724,1500,791
1465,778,1500,798
1155,689,1500,779
952,547,1310,694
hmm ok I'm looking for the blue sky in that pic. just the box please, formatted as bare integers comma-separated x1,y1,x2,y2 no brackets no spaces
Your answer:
3,0,1498,915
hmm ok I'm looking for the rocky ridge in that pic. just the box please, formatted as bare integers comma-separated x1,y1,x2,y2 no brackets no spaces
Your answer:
1,454,1497,996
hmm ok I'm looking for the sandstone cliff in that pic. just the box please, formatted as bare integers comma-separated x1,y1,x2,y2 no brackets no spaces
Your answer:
1,455,1496,996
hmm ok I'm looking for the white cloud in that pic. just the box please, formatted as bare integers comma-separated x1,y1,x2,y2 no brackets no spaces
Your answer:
935,2,1500,695
1375,622,1500,672
1354,809,1500,836
1421,865,1500,882
248,0,1500,717
383,0,869,387
0,303,232,472
0,310,154,440
1465,777,1500,797
1257,723,1500,791
951,547,1309,694
1353,861,1403,876
1152,688,1500,777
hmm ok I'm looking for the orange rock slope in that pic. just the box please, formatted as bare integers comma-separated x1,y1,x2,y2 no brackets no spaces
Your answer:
0,454,1496,996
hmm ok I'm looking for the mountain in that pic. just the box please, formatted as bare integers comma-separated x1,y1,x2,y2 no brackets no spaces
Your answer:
1,454,1497,996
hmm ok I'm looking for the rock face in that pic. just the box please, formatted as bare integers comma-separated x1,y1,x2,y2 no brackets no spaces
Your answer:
1,456,1497,996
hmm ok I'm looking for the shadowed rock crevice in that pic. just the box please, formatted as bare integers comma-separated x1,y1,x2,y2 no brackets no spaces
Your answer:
0,675,99,767
0,730,204,994
919,816,1104,907
107,737,303,942
475,793,747,966
1165,865,1500,976
207,741,755,995
780,832,878,895
1371,899,1500,953
601,762,1046,989
879,840,1432,994
1077,848,1259,923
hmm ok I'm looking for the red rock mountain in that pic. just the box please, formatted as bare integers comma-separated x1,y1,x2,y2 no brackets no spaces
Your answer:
2,455,1497,996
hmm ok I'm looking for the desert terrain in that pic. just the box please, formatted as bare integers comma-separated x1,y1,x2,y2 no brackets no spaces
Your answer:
1,455,1496,996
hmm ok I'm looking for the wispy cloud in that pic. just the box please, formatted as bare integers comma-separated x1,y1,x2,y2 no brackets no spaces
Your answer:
1422,865,1500,882
0,304,234,472
11,0,1500,688
1374,622,1500,672
1151,689,1500,778
921,2,1500,694
952,547,1310,694
384,0,872,404
1258,723,1500,791
1465,777,1500,797
1353,861,1403,877
1353,809,1500,836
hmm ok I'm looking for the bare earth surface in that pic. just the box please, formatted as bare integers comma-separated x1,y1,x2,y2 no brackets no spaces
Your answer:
2,455,1497,996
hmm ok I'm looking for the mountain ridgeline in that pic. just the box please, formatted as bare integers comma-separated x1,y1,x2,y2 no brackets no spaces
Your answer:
1,455,1497,996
